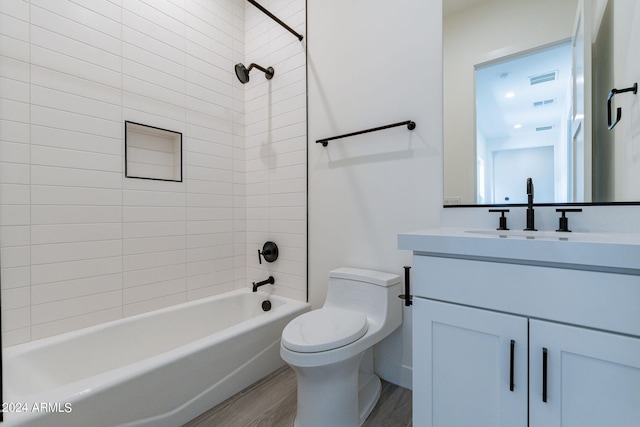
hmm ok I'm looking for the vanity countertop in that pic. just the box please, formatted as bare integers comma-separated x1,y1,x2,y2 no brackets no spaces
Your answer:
398,227,640,274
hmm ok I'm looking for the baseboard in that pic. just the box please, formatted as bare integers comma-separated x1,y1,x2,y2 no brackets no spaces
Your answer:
373,356,413,390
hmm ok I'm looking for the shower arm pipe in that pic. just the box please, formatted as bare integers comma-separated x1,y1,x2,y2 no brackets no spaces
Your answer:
316,120,416,147
247,0,303,41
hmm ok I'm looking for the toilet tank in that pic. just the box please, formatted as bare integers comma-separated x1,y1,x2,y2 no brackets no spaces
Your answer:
324,268,402,322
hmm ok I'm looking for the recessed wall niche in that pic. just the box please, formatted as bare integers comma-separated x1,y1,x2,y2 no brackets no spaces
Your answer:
125,121,183,182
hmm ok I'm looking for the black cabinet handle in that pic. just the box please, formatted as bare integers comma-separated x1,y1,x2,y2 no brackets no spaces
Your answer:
509,340,515,391
542,347,548,402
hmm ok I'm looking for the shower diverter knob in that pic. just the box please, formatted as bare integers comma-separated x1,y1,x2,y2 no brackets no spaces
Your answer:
258,241,279,264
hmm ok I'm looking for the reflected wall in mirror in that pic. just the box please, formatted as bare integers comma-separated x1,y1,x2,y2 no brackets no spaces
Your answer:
443,0,640,206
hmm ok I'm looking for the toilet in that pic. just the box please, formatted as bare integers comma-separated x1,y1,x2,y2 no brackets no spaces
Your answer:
280,267,402,427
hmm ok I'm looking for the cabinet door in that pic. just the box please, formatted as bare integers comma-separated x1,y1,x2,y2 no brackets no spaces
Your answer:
530,320,640,427
413,299,528,427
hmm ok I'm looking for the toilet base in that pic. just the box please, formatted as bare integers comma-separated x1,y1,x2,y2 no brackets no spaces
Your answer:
291,353,382,427
358,370,382,425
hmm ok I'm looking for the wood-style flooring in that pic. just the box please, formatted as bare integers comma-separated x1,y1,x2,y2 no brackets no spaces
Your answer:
183,366,412,427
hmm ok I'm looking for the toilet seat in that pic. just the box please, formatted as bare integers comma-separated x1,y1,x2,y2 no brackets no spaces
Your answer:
281,308,368,353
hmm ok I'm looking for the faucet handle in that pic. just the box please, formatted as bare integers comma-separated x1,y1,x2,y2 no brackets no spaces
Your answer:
258,241,279,264
556,208,582,232
489,209,510,230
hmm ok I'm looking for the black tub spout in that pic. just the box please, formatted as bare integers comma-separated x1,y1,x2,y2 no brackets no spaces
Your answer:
252,276,275,292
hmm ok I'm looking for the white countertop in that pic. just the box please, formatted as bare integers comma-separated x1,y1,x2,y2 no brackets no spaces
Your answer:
398,227,640,274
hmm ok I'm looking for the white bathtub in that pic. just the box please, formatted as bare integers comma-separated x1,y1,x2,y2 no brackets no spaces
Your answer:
2,289,309,427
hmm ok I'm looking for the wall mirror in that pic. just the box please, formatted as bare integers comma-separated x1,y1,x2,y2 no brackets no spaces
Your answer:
443,0,640,206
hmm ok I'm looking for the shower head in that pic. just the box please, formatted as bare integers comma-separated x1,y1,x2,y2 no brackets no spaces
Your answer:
234,63,274,84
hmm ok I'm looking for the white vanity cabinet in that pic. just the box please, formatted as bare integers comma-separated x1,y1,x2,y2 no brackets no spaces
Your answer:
528,320,640,427
400,228,640,427
414,298,528,426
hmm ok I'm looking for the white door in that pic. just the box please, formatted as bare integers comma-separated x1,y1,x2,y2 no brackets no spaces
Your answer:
529,319,640,427
413,299,528,427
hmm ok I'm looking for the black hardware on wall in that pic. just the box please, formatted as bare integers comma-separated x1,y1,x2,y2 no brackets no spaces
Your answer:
316,120,416,147
258,241,278,264
247,0,303,41
398,266,412,306
607,83,637,130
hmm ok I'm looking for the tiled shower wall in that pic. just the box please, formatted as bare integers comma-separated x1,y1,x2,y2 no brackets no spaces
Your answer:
0,0,306,347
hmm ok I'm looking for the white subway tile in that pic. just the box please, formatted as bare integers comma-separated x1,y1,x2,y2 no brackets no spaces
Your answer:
186,219,234,235
31,223,122,245
31,289,122,325
31,206,122,225
1,286,29,310
0,1,29,22
31,307,122,340
31,240,122,265
2,306,30,332
0,34,29,62
123,235,186,255
2,327,31,347
0,226,29,247
123,189,186,207
123,221,186,239
0,99,28,122
0,205,29,226
31,45,121,88
123,249,186,271
0,77,28,103
31,105,121,139
123,263,186,288
187,280,234,299
31,165,122,189
31,186,122,206
123,277,186,304
31,256,122,285
0,120,30,144
31,125,121,156
30,0,121,39
186,231,234,249
30,4,121,54
31,273,122,305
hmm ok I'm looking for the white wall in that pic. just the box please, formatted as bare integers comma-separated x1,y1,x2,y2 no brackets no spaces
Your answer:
307,0,442,389
0,0,306,347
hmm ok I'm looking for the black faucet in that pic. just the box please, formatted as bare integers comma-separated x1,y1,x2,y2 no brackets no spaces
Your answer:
524,177,536,231
252,276,274,292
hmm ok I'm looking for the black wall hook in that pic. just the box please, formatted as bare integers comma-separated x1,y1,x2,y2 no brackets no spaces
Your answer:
607,83,637,130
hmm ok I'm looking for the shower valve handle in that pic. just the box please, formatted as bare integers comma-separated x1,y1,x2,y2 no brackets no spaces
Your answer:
258,241,279,264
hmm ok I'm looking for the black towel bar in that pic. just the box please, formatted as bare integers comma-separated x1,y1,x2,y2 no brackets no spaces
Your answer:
316,120,416,146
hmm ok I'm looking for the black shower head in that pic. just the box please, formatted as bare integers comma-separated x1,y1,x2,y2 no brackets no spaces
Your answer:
234,63,274,84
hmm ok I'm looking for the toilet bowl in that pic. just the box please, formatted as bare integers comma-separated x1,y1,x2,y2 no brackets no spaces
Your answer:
280,267,402,427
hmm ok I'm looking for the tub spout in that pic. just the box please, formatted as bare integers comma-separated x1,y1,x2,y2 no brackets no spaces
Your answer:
252,276,275,292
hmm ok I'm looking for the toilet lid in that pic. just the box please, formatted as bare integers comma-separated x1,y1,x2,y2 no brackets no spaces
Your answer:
282,308,368,353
